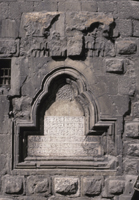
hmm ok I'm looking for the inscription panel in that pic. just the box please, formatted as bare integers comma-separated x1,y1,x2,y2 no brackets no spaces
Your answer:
28,116,102,157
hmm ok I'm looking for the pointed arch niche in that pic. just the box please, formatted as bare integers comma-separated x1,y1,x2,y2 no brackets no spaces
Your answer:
14,67,116,169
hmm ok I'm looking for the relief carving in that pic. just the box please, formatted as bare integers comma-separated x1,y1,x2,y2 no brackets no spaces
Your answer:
19,11,115,58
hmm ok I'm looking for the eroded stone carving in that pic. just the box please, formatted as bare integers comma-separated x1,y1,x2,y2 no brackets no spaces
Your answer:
20,11,115,58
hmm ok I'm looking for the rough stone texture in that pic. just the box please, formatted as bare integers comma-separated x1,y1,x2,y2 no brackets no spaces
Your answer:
133,20,139,37
67,35,83,56
0,39,19,57
125,123,139,138
116,19,132,37
116,40,137,55
54,177,79,196
124,159,139,175
126,143,139,156
105,58,124,73
82,177,102,196
0,2,139,200
108,180,125,195
26,176,50,196
2,176,23,194
132,101,139,118
1,19,18,38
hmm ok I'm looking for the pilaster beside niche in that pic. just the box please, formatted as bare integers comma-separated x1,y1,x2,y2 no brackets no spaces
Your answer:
14,68,117,170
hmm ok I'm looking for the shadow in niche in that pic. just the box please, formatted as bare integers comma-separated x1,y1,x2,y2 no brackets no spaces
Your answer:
131,191,139,200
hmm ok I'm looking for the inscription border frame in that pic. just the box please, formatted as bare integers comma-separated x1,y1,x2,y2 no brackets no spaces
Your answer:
13,67,117,170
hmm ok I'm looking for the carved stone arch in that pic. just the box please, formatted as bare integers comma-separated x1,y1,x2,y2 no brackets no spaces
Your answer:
31,67,99,133
14,66,117,170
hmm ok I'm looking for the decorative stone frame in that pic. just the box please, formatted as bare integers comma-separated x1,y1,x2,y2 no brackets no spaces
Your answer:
13,67,117,170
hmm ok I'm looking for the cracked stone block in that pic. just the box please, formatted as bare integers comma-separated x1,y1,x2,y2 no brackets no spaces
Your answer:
67,35,83,56
2,176,23,194
82,177,102,196
26,176,50,196
125,123,139,138
54,177,79,196
105,58,124,73
116,40,137,55
108,180,125,195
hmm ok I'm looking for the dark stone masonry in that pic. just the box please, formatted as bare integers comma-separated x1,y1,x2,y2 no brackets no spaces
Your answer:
1,0,139,199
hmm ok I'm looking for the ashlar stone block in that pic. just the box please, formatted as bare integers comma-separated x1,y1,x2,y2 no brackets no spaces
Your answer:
127,143,139,156
26,176,50,196
67,35,83,57
105,58,124,73
2,175,23,194
54,177,79,197
116,40,137,55
125,122,139,138
82,177,102,196
108,180,125,195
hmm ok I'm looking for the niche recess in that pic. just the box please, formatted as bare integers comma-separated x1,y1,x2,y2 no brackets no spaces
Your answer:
14,67,116,169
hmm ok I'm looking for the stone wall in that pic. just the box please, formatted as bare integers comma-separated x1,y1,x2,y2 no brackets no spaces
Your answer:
0,0,139,200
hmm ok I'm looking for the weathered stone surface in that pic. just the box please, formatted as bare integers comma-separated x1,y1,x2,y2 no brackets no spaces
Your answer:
116,40,137,55
108,180,125,195
12,96,32,120
124,175,137,196
20,12,60,37
9,2,33,20
126,143,139,156
81,1,97,12
105,58,124,73
48,32,67,57
0,3,9,20
48,197,89,200
1,19,18,38
132,102,139,118
58,1,81,11
118,1,139,20
133,20,139,37
18,197,47,200
0,135,11,154
98,1,117,14
26,176,49,196
34,1,57,12
82,177,102,196
118,76,136,96
119,196,132,200
125,123,139,138
0,155,8,175
66,12,113,32
0,198,14,200
116,19,132,37
124,159,139,175
2,176,23,194
54,177,79,196
0,39,19,56
67,35,83,56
